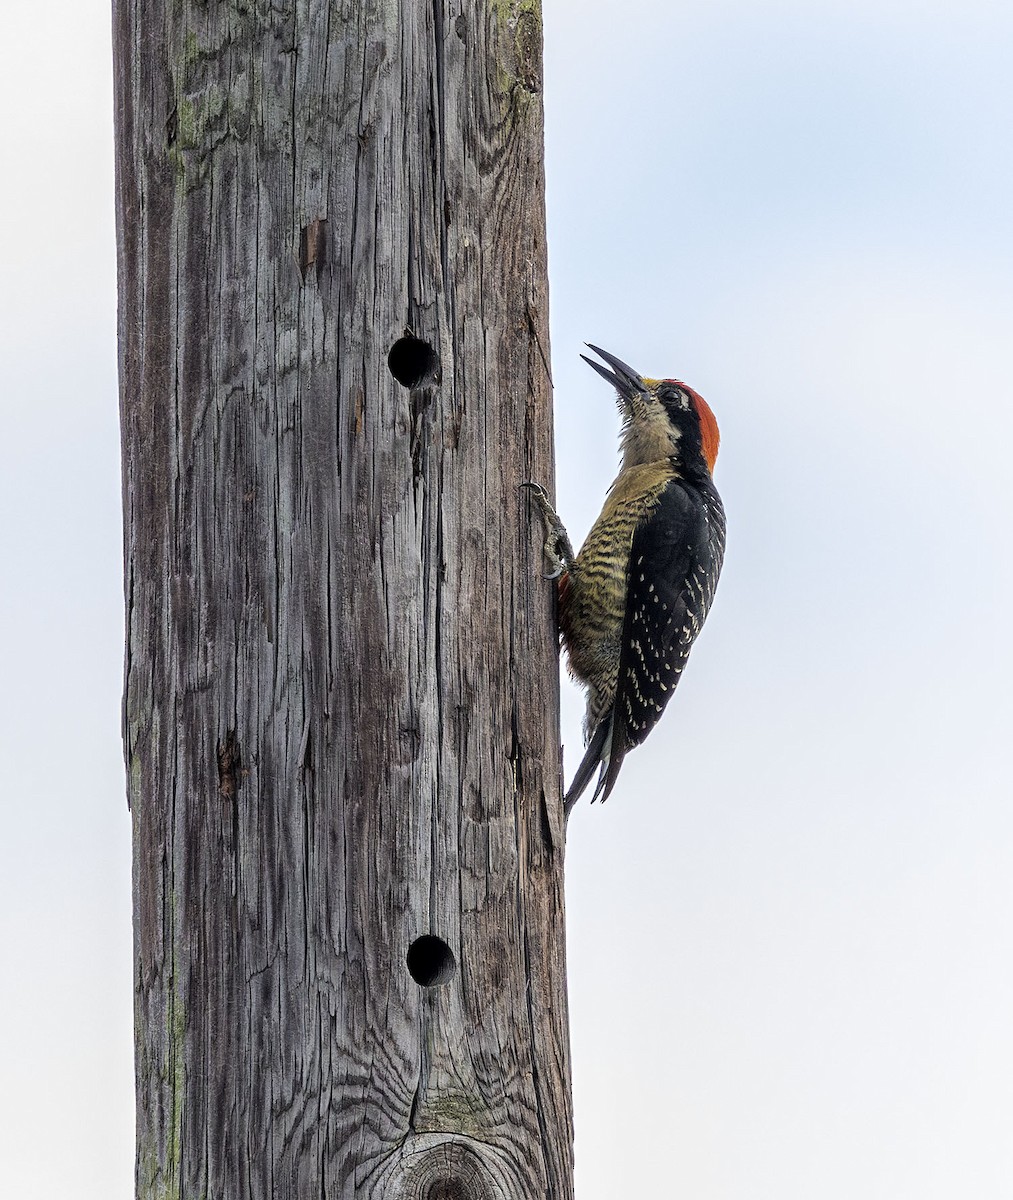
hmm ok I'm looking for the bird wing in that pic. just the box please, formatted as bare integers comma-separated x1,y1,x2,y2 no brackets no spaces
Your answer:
566,477,725,811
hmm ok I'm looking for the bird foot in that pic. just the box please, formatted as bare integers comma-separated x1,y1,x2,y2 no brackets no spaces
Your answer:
521,482,574,579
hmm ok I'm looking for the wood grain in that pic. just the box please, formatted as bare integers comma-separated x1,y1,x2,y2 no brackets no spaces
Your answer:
113,0,571,1195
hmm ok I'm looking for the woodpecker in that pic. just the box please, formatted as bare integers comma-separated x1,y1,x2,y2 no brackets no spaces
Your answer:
525,344,725,814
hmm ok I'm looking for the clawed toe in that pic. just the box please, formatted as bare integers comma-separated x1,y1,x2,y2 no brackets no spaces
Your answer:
521,482,574,578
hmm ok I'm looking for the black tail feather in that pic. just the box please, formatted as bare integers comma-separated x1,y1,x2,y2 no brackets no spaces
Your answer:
595,716,629,805
564,712,628,816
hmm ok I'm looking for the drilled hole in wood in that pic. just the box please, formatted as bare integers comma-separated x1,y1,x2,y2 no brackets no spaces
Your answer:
388,336,440,389
407,935,456,987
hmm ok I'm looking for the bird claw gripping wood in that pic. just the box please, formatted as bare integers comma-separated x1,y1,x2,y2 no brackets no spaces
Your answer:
521,482,574,580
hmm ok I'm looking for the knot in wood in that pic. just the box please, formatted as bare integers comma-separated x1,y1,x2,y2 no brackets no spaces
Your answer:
389,1136,509,1200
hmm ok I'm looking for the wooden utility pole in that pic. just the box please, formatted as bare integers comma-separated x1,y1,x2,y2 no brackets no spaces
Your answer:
113,2,571,1197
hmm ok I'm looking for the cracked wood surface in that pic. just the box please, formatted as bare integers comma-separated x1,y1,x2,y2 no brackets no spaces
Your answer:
113,1,571,1196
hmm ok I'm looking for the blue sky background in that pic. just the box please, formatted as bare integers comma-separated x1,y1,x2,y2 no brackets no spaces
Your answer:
1,1,1011,1196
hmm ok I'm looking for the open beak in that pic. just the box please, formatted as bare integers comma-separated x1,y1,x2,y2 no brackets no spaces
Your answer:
580,344,650,406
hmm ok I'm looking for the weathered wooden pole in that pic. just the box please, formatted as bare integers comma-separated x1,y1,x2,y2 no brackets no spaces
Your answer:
113,1,571,1196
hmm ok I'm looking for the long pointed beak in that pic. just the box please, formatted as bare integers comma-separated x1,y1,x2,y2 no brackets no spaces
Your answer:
580,344,649,403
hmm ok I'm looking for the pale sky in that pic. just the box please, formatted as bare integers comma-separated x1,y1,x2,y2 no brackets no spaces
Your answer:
2,2,1012,1197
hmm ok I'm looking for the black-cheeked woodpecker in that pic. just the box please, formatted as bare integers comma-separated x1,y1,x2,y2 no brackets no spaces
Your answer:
526,345,725,814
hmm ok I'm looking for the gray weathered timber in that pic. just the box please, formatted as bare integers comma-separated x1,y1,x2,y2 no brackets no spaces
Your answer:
113,1,571,1196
